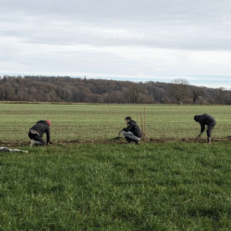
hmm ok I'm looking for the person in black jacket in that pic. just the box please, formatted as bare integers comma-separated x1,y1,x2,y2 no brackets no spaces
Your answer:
194,113,216,144
118,116,142,145
28,120,51,146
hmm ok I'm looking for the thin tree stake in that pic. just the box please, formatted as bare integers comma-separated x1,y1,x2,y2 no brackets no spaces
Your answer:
144,107,147,141
140,113,144,140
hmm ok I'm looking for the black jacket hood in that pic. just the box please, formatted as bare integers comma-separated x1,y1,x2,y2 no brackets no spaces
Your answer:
194,115,199,122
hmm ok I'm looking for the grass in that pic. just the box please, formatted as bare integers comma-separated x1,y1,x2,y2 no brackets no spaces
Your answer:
1,143,231,230
0,103,231,142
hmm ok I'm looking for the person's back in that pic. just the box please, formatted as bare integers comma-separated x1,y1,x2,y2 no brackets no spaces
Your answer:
30,120,50,137
196,113,216,125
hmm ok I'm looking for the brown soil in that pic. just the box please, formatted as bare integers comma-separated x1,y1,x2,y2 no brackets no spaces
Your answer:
149,137,230,143
0,140,30,147
0,137,230,147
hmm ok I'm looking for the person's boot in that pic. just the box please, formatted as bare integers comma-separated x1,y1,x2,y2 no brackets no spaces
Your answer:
208,137,212,144
134,140,139,145
125,137,132,144
30,139,42,147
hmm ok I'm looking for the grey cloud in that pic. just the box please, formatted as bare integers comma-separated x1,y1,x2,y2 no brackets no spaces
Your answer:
2,0,230,22
1,14,231,52
1,1,231,47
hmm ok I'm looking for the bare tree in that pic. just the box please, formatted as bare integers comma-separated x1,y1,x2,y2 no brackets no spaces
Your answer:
168,79,190,104
225,91,231,105
127,84,140,103
191,87,206,104
1,75,231,105
215,87,228,104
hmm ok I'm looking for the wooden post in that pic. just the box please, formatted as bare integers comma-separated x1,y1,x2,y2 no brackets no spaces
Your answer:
140,113,144,140
144,107,147,141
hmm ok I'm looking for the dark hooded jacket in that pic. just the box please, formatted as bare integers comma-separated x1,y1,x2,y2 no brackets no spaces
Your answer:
122,120,142,138
194,114,216,133
29,120,50,143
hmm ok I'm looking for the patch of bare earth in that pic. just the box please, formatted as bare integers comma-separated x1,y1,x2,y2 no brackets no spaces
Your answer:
0,136,230,147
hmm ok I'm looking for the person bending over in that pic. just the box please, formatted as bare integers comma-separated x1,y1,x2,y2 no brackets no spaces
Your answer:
118,116,142,145
194,114,216,144
28,120,51,146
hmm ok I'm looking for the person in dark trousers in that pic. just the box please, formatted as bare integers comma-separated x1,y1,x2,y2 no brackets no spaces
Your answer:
28,120,51,146
118,116,142,145
194,114,216,144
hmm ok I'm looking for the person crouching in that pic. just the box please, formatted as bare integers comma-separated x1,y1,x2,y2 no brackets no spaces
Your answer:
119,116,142,145
28,120,51,146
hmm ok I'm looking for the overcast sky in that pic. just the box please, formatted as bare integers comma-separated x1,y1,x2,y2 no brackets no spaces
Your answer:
0,0,231,88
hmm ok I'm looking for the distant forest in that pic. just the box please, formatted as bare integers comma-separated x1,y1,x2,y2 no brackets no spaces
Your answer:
0,75,230,104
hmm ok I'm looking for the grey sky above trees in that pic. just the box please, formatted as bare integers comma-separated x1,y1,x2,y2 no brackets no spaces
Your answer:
0,0,231,88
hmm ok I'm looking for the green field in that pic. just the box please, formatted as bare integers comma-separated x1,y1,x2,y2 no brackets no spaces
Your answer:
1,104,231,230
1,143,231,230
0,103,231,142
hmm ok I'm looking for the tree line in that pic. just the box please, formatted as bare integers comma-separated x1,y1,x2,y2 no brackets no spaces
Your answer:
0,75,230,104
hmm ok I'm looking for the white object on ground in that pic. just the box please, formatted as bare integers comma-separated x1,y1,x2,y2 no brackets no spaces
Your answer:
0,147,28,153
